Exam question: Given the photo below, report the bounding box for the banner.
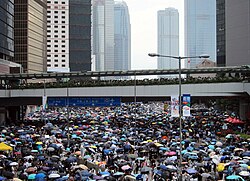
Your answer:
[42,95,47,110]
[171,95,179,117]
[182,94,191,117]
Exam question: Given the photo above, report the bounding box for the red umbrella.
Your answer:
[231,118,244,124]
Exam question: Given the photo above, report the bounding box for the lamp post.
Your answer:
[148,53,209,180]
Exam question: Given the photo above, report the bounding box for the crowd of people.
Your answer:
[0,103,249,181]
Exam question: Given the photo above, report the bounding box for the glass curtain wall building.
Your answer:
[184,0,216,68]
[216,0,225,67]
[14,0,47,73]
[69,0,91,72]
[114,1,131,72]
[92,0,115,71]
[0,0,14,61]
[157,8,179,75]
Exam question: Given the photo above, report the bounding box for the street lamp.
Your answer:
[148,53,209,180]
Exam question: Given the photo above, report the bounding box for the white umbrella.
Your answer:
[9,162,18,166]
[239,171,250,177]
[49,173,61,178]
[47,147,55,152]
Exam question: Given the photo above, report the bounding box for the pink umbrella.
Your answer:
[165,151,176,156]
[121,165,131,171]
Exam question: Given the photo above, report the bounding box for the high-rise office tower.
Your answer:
[114,1,131,72]
[157,8,179,71]
[0,0,14,61]
[0,0,17,74]
[47,0,91,73]
[47,0,69,72]
[185,0,216,68]
[69,0,91,72]
[216,0,250,66]
[92,0,115,71]
[14,0,47,73]
[216,0,225,67]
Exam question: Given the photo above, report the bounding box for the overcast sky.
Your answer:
[123,0,184,70]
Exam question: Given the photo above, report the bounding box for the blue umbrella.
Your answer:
[208,145,215,150]
[80,170,92,177]
[99,171,110,176]
[28,174,36,180]
[154,170,163,176]
[160,165,167,170]
[35,173,46,179]
[242,151,250,157]
[226,175,245,181]
[0,176,6,181]
[186,168,197,174]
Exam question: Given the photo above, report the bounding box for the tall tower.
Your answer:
[216,0,225,67]
[157,8,179,72]
[185,0,216,68]
[224,0,250,66]
[69,0,91,72]
[114,1,131,72]
[14,0,47,73]
[0,0,14,61]
[47,0,70,72]
[92,0,115,71]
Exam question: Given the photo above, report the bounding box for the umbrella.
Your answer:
[47,147,55,152]
[226,175,244,180]
[113,172,125,176]
[35,173,46,179]
[26,167,36,173]
[141,166,152,173]
[186,168,197,174]
[160,165,167,170]
[65,156,77,163]
[0,177,6,181]
[242,152,250,157]
[99,171,110,177]
[166,165,177,171]
[77,164,88,170]
[201,173,212,178]
[48,173,61,179]
[239,171,250,177]
[216,141,223,147]
[9,162,18,166]
[28,174,36,180]
[121,165,131,171]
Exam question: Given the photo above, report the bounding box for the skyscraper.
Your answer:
[223,0,250,66]
[185,0,216,68]
[92,0,115,71]
[157,8,179,71]
[47,0,69,72]
[69,0,91,72]
[0,0,14,61]
[14,0,47,73]
[47,0,91,73]
[216,0,225,67]
[114,1,131,72]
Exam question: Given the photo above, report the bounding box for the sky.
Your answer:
[123,0,184,70]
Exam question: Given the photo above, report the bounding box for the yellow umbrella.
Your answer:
[36,142,43,145]
[154,143,163,147]
[90,145,97,149]
[147,140,153,143]
[217,163,225,172]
